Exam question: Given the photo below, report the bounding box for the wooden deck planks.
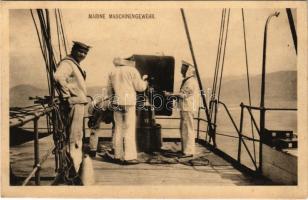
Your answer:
[91,143,258,186]
[92,165,238,185]
[11,135,273,186]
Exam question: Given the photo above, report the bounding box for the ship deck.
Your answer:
[91,142,271,185]
[10,134,273,186]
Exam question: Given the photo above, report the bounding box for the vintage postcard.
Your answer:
[1,0,307,198]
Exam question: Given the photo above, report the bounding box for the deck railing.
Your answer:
[10,101,297,185]
[201,100,297,174]
[10,105,55,186]
[239,103,297,172]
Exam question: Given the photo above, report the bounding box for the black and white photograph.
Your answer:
[1,1,307,198]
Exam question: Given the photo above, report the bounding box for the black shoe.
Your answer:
[89,151,97,158]
[98,153,123,165]
[72,176,83,186]
[108,149,115,154]
[114,158,124,165]
[123,159,139,165]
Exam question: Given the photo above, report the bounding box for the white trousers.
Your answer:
[113,106,137,160]
[68,104,85,172]
[180,111,195,155]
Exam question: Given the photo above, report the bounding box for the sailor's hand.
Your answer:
[67,97,74,105]
[142,75,148,81]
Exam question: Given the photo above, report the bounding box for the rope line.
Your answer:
[30,9,51,96]
[58,9,68,55]
[212,8,226,101]
[28,9,76,185]
[241,9,257,162]
[55,9,62,60]
[217,9,231,102]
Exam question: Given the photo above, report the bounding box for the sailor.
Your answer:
[54,41,91,181]
[107,56,148,164]
[164,60,200,157]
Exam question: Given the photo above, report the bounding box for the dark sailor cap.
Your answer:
[72,41,91,52]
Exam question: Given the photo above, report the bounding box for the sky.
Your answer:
[9,8,297,89]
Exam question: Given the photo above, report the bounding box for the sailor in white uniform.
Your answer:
[164,61,200,157]
[54,41,90,177]
[107,56,148,164]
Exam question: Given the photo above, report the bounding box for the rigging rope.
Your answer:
[208,9,258,166]
[209,8,227,140]
[30,9,76,185]
[211,8,226,103]
[46,9,56,98]
[39,10,56,97]
[205,8,230,145]
[208,8,227,143]
[241,9,256,162]
[30,9,51,96]
[55,9,63,60]
[217,9,230,103]
[58,9,68,55]
[38,9,64,97]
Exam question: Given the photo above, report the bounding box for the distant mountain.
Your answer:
[10,71,297,108]
[10,84,48,107]
[218,70,297,106]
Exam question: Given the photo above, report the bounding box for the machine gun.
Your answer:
[86,55,175,154]
[134,55,175,153]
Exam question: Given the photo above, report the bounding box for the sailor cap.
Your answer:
[72,41,91,52]
[113,56,135,66]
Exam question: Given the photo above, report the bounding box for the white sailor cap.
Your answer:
[113,55,135,66]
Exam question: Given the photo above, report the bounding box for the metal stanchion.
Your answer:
[34,118,40,185]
